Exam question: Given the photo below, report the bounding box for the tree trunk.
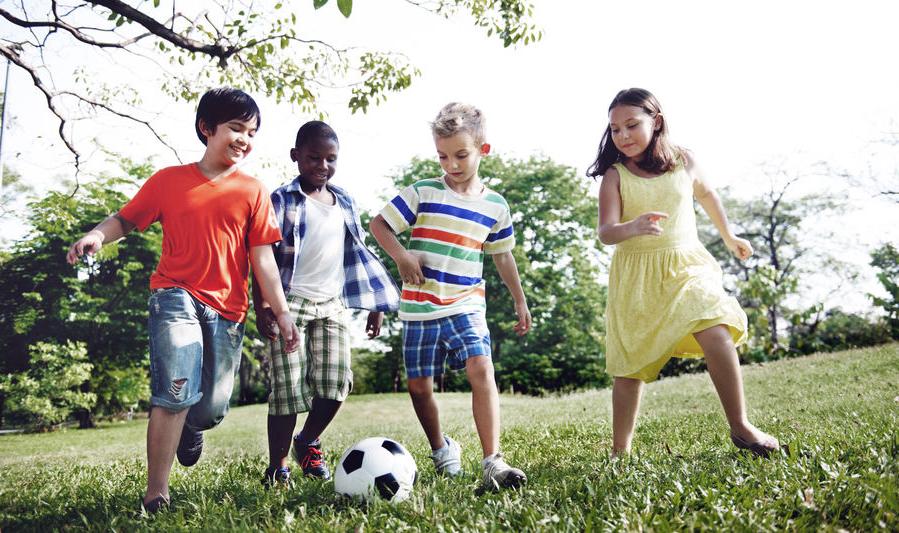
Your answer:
[238,353,251,405]
[76,409,95,429]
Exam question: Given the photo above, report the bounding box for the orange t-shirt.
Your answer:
[118,163,282,322]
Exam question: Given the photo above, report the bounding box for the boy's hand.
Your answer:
[513,300,532,336]
[365,311,384,338]
[725,235,753,261]
[66,231,104,265]
[256,307,279,340]
[398,251,426,285]
[274,311,301,353]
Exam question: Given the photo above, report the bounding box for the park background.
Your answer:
[0,2,897,530]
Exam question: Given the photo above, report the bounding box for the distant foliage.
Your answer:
[0,160,159,427]
[869,243,899,339]
[0,341,95,430]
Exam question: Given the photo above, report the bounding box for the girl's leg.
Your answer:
[612,376,643,456]
[465,355,500,458]
[694,325,776,444]
[407,376,445,450]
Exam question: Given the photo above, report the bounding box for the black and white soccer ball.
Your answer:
[334,437,418,503]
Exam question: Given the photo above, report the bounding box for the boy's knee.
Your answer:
[407,377,434,398]
[465,355,494,380]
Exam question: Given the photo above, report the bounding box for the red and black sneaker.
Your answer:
[291,437,331,480]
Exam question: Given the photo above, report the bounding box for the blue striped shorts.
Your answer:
[402,312,491,378]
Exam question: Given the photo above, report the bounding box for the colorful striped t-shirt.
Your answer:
[379,177,515,321]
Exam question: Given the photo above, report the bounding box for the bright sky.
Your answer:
[4,0,899,312]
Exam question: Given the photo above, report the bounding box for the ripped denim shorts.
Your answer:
[147,287,244,431]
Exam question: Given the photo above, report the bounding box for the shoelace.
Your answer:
[301,446,324,469]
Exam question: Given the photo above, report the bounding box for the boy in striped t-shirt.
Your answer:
[370,103,532,491]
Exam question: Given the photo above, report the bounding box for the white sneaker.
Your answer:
[430,434,463,477]
[481,452,526,491]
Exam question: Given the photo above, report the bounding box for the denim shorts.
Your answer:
[402,312,491,378]
[148,287,244,431]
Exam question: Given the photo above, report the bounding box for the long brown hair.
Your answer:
[586,88,683,178]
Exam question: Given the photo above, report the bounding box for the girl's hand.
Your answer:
[365,311,383,338]
[725,235,753,261]
[398,251,426,285]
[630,211,669,237]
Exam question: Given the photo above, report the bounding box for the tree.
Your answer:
[699,173,847,359]
[361,155,608,395]
[0,158,160,427]
[870,242,899,339]
[1,1,540,182]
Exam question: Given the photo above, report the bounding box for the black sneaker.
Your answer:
[261,465,292,488]
[176,426,203,467]
[291,437,331,480]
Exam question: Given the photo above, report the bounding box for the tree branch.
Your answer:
[0,42,82,192]
[57,91,182,164]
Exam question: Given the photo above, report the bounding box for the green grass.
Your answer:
[1,344,897,531]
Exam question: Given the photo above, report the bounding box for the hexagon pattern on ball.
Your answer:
[334,437,418,503]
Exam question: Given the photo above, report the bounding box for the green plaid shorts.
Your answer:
[268,294,352,415]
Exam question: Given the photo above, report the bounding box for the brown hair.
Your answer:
[431,102,486,144]
[586,88,683,178]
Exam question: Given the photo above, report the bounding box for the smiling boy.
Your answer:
[66,87,300,512]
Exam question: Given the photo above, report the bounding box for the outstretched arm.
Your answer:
[491,251,531,336]
[597,167,668,245]
[369,214,425,285]
[249,245,300,352]
[66,213,136,264]
[686,153,753,261]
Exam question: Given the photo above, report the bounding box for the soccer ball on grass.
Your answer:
[334,437,418,503]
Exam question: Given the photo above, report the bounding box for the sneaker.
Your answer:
[430,434,463,477]
[261,465,292,488]
[481,452,526,491]
[291,437,331,480]
[176,426,203,467]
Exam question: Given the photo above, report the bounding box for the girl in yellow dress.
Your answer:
[588,88,779,458]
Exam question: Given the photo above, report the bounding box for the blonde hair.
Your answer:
[431,102,486,144]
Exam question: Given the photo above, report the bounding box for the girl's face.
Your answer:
[291,137,339,189]
[608,105,659,160]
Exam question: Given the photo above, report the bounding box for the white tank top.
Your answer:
[289,191,346,301]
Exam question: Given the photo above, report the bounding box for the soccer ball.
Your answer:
[334,437,418,503]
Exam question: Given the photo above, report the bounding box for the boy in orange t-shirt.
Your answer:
[66,88,301,513]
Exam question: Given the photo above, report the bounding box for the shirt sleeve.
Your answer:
[378,184,419,235]
[117,170,163,231]
[483,202,515,255]
[247,183,283,247]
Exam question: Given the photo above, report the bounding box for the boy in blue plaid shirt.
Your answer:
[253,121,399,486]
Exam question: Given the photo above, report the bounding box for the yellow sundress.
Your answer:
[605,162,747,382]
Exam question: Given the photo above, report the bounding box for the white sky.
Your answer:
[3,0,899,312]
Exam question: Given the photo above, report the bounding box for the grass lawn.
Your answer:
[1,344,897,531]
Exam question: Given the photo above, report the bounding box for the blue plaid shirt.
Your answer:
[270,178,399,312]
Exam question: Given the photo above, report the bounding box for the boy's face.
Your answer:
[290,136,339,189]
[434,132,490,186]
[200,116,258,167]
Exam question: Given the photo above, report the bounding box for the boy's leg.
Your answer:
[267,414,298,469]
[291,298,352,479]
[612,377,643,455]
[144,407,188,504]
[465,355,499,457]
[407,376,444,450]
[144,288,206,505]
[694,325,778,452]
